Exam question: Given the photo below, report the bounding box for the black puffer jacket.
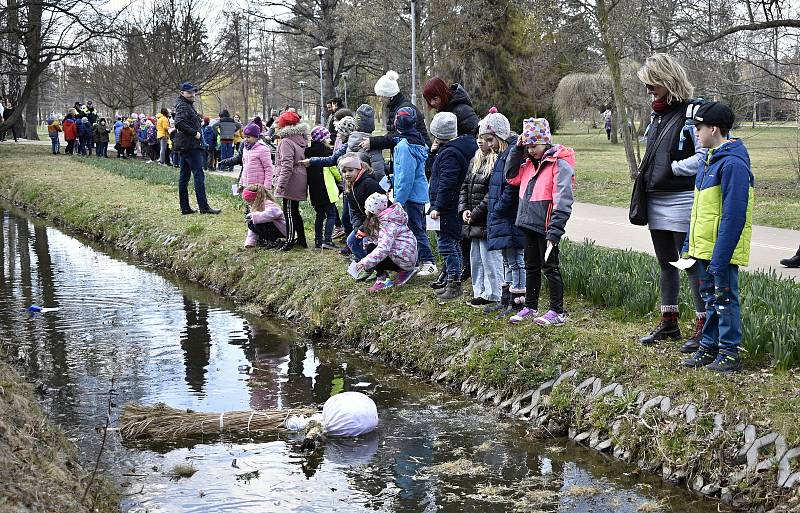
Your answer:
[173,95,201,152]
[345,172,387,230]
[368,92,432,151]
[641,101,696,193]
[458,156,492,239]
[441,84,479,137]
[305,140,334,209]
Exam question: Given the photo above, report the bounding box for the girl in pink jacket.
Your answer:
[238,122,274,192]
[356,193,419,292]
[242,185,287,249]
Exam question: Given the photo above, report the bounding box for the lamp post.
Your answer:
[410,0,417,105]
[298,80,306,120]
[341,71,349,108]
[313,45,328,124]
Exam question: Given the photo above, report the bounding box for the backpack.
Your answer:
[678,97,705,151]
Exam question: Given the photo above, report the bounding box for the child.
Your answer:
[145,119,158,162]
[347,104,386,180]
[93,118,111,158]
[459,126,503,308]
[388,107,436,276]
[157,108,170,165]
[62,114,77,155]
[233,113,243,154]
[113,116,123,155]
[428,112,478,301]
[119,121,136,159]
[356,192,419,292]
[238,122,274,191]
[340,153,386,276]
[506,118,575,326]
[306,126,340,249]
[47,118,61,154]
[138,115,148,159]
[243,185,287,249]
[78,117,93,156]
[681,102,752,373]
[273,111,310,251]
[201,117,217,170]
[482,108,526,314]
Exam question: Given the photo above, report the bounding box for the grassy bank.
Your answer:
[556,125,800,230]
[0,348,118,513]
[1,144,799,507]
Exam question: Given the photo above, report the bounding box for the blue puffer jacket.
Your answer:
[486,135,524,251]
[202,125,216,149]
[78,119,93,138]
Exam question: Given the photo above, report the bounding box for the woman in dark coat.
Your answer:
[422,77,480,137]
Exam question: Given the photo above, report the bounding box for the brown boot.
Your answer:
[680,315,706,353]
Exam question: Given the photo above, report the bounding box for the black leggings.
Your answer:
[247,220,282,243]
[282,198,307,247]
[523,229,564,313]
[650,229,704,311]
[373,257,401,276]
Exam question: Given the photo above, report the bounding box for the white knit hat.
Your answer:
[478,107,511,140]
[365,192,388,215]
[374,70,400,98]
[430,112,458,140]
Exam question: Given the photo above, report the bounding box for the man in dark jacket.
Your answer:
[174,82,220,215]
[0,103,19,142]
[325,97,342,136]
[85,100,98,124]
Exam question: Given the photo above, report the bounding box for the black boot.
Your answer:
[780,246,800,268]
[484,285,510,314]
[680,315,706,353]
[430,271,447,290]
[437,280,463,301]
[640,312,680,345]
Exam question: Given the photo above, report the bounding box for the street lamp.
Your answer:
[313,45,328,124]
[298,80,306,120]
[410,0,417,105]
[341,71,349,108]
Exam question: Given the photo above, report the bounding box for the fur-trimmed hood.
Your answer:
[276,123,309,139]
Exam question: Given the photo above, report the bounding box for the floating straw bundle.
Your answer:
[119,402,319,442]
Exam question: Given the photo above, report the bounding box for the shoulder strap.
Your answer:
[638,111,684,173]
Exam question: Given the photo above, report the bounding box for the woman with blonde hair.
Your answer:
[635,53,707,352]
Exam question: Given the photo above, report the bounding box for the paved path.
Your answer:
[566,202,799,280]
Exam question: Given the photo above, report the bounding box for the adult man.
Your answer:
[85,100,98,124]
[173,82,220,215]
[0,102,19,142]
[326,97,342,136]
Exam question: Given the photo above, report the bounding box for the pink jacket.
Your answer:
[274,124,309,201]
[240,141,273,189]
[248,200,287,237]
[359,203,418,271]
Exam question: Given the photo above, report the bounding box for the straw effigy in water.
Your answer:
[119,402,319,442]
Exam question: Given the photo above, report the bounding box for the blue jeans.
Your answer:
[49,135,60,154]
[159,137,168,164]
[404,201,434,264]
[77,137,87,155]
[437,233,462,280]
[697,260,741,355]
[502,247,526,291]
[178,148,211,212]
[347,230,368,260]
[220,142,233,167]
[471,239,504,300]
[314,202,338,244]
[96,142,108,157]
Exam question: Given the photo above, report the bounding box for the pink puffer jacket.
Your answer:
[240,140,273,189]
[359,203,418,271]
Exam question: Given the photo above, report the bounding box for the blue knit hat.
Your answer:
[394,107,417,133]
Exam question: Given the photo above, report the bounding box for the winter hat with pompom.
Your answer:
[478,107,511,141]
[374,70,400,98]
[277,110,301,128]
[311,125,331,142]
[365,192,389,215]
[243,122,261,138]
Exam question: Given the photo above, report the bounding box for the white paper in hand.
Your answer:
[231,183,239,196]
[347,260,361,279]
[426,215,440,231]
[379,175,390,191]
[669,258,696,270]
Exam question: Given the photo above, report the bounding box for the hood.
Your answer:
[378,202,408,225]
[707,138,750,168]
[398,137,428,163]
[347,131,369,151]
[276,122,309,139]
[64,118,75,125]
[445,84,473,109]
[443,134,479,161]
[156,113,165,120]
[114,120,123,128]
[532,144,576,168]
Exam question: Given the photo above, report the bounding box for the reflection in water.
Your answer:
[0,203,722,513]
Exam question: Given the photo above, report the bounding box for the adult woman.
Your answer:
[635,53,706,351]
[422,77,480,137]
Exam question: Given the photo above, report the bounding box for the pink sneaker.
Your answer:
[394,268,418,286]
[509,307,538,324]
[368,279,394,292]
[534,310,567,326]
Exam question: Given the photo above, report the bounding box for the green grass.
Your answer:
[1,144,800,450]
[555,124,800,230]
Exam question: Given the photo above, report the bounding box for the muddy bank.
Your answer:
[0,146,799,510]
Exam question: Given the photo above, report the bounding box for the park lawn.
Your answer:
[555,125,800,230]
[1,143,799,450]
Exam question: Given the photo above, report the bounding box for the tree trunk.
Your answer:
[610,108,618,144]
[24,81,39,140]
[596,0,638,178]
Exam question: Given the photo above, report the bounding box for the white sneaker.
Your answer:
[417,262,438,276]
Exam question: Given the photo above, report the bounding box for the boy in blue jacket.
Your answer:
[428,112,478,301]
[681,102,753,373]
[391,107,436,276]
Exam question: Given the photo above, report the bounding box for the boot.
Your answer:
[680,315,706,353]
[437,281,463,301]
[484,285,510,314]
[640,311,680,345]
[780,246,800,268]
[430,271,447,290]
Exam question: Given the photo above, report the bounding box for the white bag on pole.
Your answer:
[322,392,378,437]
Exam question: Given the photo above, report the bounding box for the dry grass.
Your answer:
[564,484,601,497]
[168,464,197,480]
[636,499,666,512]
[427,458,489,477]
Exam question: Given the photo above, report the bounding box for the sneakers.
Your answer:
[706,352,742,373]
[321,241,339,250]
[467,297,495,308]
[682,348,718,368]
[339,246,352,256]
[534,310,567,326]
[368,278,394,292]
[394,268,418,286]
[680,315,706,353]
[429,271,447,290]
[417,262,438,277]
[509,307,539,324]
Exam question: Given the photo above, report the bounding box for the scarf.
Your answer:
[244,140,256,151]
[652,96,669,113]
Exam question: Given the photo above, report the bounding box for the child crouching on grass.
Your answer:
[505,118,575,326]
[242,185,286,249]
[355,193,419,292]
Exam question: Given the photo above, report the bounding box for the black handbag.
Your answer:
[629,170,648,225]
